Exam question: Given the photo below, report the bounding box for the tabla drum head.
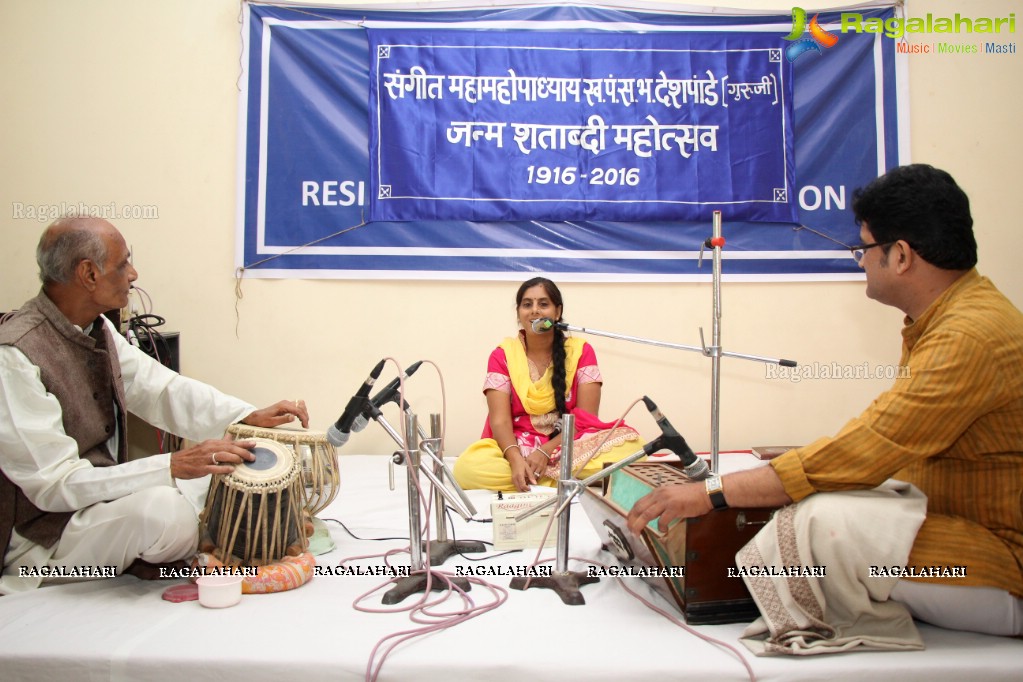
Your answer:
[223,426,339,512]
[204,437,305,564]
[222,438,300,490]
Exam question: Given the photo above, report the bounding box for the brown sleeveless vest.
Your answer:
[0,292,126,559]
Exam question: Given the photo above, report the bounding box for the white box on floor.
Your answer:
[491,490,559,550]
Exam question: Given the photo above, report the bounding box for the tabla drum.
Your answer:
[200,437,308,566]
[226,424,340,514]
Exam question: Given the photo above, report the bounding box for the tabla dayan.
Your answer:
[200,437,307,566]
[226,424,340,514]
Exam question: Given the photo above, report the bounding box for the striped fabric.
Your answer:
[772,270,1023,596]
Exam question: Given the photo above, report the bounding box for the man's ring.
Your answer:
[211,452,219,465]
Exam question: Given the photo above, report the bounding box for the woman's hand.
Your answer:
[508,454,532,492]
[508,447,547,492]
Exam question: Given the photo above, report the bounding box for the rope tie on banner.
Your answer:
[791,224,855,249]
[232,1,373,333]
[233,215,368,337]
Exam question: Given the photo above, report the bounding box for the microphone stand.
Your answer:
[707,211,724,470]
[554,211,797,472]
[371,410,475,604]
[425,413,487,566]
[510,414,599,604]
[511,413,654,605]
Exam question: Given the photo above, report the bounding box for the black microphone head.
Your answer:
[531,318,554,333]
[369,360,425,411]
[330,358,388,441]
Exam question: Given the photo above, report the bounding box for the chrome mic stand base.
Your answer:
[509,571,598,606]
[381,572,473,605]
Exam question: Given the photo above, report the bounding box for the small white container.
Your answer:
[196,575,243,608]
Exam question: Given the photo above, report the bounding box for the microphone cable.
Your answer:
[328,358,509,682]
[513,399,756,682]
[123,286,180,452]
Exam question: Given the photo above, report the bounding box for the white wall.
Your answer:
[2,0,1020,459]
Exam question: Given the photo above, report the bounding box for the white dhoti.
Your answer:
[1,484,203,593]
[736,479,928,655]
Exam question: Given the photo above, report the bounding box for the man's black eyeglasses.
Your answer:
[849,241,896,263]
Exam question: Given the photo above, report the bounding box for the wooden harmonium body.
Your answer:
[580,461,776,625]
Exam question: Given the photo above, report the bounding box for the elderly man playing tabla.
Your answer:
[0,216,308,594]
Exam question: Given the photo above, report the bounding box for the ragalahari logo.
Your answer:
[783,7,839,61]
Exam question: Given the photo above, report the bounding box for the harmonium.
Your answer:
[580,461,777,625]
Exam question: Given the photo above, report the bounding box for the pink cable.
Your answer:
[507,395,757,682]
[343,369,755,682]
[337,358,509,682]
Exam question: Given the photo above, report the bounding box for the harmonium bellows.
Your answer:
[580,461,776,625]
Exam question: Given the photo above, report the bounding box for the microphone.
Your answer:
[366,360,423,413]
[343,360,425,436]
[531,317,557,333]
[327,359,386,447]
[641,396,710,480]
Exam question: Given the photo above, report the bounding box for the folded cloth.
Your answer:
[737,479,927,655]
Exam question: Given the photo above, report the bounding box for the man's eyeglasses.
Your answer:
[849,241,896,263]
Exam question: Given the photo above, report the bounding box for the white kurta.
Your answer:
[0,317,254,593]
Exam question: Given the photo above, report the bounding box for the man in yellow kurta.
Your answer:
[628,164,1022,636]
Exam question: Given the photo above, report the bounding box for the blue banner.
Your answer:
[367,30,795,223]
[237,2,903,281]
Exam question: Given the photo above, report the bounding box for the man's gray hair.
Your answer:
[37,218,108,285]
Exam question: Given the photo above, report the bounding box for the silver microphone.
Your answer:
[531,317,555,333]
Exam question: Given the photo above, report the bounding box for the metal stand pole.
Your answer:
[514,446,648,523]
[510,414,598,604]
[709,210,723,472]
[554,414,574,576]
[405,403,479,517]
[425,413,486,565]
[382,411,471,604]
[379,413,474,520]
[406,412,424,572]
[556,212,797,475]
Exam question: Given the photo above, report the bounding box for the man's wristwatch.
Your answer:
[705,475,728,510]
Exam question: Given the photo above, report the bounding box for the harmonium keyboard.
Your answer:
[580,461,777,625]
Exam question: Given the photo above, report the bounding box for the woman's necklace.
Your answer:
[525,350,552,376]
[523,337,553,375]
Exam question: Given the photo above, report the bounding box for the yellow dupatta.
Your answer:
[499,335,585,416]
